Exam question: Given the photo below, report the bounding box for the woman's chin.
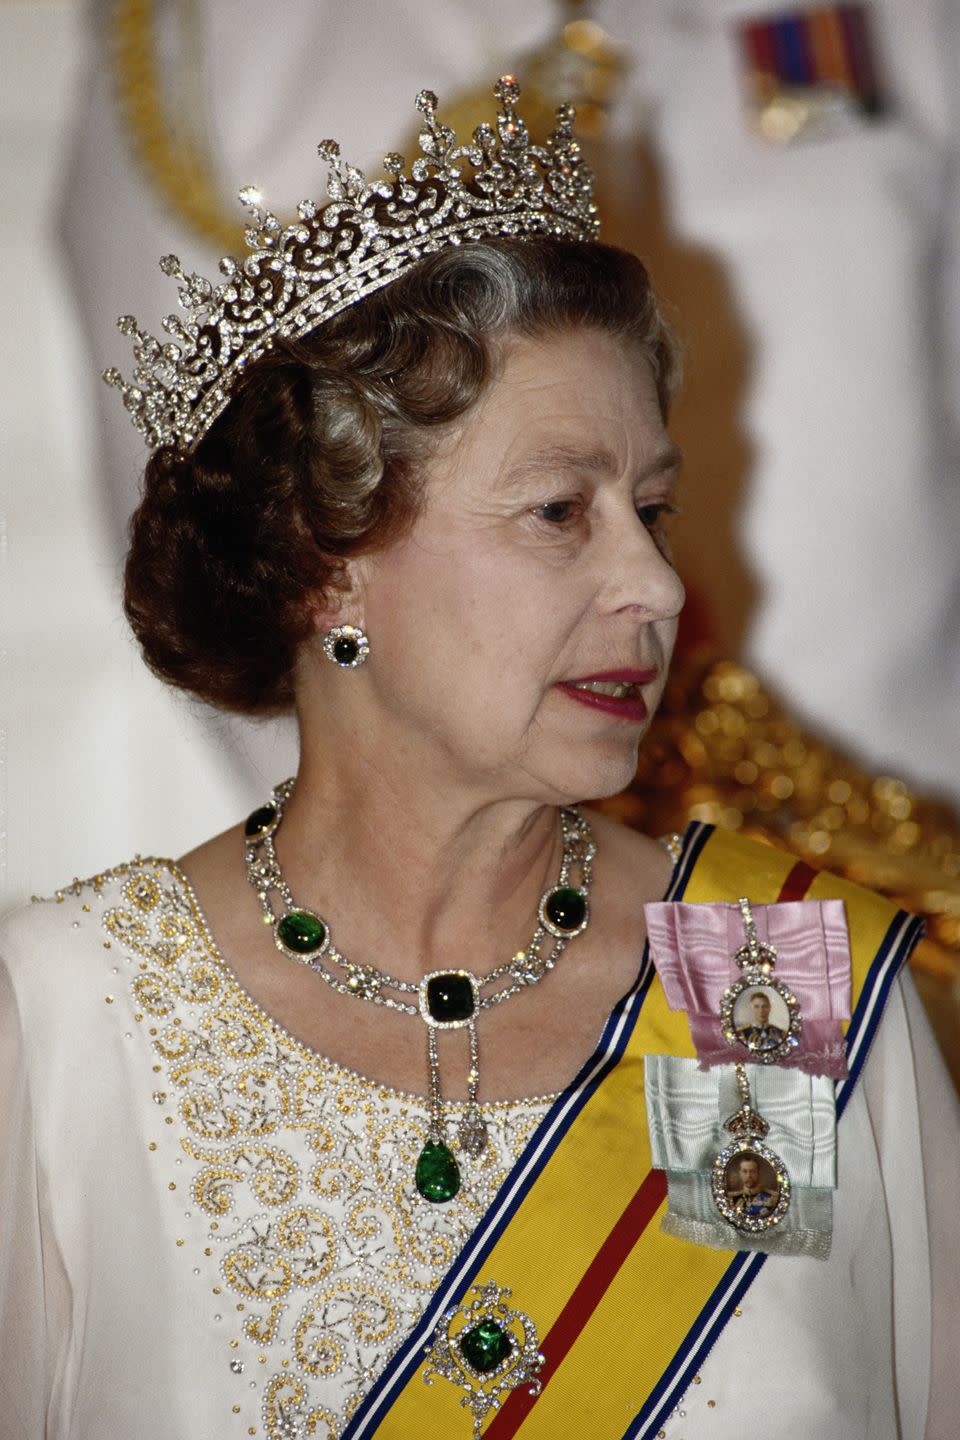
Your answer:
[539,732,647,808]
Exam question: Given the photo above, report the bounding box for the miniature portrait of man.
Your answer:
[724,1154,780,1220]
[734,987,788,1052]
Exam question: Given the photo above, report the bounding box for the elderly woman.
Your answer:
[0,80,956,1440]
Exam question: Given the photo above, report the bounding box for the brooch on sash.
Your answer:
[720,897,801,1064]
[423,1281,544,1437]
[712,1059,791,1234]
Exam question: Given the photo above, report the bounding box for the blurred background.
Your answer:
[2,0,959,1076]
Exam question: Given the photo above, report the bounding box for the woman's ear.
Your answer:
[304,556,367,635]
[301,556,372,673]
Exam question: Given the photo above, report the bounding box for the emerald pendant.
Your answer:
[415,1141,461,1202]
[277,909,328,956]
[459,1317,513,1374]
[423,1281,544,1429]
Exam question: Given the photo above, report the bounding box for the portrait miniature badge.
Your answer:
[720,896,802,1064]
[712,1061,791,1234]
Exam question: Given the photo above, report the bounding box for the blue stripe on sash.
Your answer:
[838,910,924,1114]
[342,822,711,1439]
[775,16,813,86]
[623,1251,761,1440]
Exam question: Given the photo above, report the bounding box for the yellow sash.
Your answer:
[345,824,921,1440]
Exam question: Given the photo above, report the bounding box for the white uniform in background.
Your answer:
[641,0,960,797]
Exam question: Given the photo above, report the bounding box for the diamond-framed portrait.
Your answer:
[712,1140,791,1233]
[721,975,801,1063]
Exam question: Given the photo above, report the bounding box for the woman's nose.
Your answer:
[603,518,686,621]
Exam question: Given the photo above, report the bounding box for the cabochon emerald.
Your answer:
[277,910,327,954]
[544,886,587,933]
[415,1141,461,1202]
[459,1318,512,1374]
[426,972,475,1023]
[244,804,277,839]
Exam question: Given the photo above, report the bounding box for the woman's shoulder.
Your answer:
[580,805,677,899]
[0,856,183,998]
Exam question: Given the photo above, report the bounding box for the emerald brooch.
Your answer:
[423,1280,545,1436]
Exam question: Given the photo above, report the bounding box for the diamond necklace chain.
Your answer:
[242,778,595,1198]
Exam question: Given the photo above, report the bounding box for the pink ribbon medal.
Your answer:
[644,896,852,1079]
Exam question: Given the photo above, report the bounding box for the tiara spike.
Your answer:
[106,77,598,454]
[493,73,521,106]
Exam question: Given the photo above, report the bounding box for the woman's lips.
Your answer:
[555,669,657,723]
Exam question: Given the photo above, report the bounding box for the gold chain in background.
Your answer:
[110,0,243,252]
[600,653,960,1089]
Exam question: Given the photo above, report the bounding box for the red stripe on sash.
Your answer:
[486,854,816,1435]
[485,1169,668,1438]
[776,860,818,902]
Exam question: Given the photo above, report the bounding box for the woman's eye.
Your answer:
[534,500,579,525]
[636,501,678,529]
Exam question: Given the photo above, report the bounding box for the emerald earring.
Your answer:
[322,624,370,668]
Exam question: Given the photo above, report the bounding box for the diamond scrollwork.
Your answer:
[422,1280,545,1436]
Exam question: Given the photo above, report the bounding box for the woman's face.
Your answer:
[344,327,685,806]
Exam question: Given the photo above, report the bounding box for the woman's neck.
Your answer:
[273,748,566,983]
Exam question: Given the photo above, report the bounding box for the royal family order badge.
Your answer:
[644,891,852,1252]
[720,897,803,1064]
[713,900,794,1232]
[712,1062,792,1234]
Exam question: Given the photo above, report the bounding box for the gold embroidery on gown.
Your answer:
[89,859,550,1438]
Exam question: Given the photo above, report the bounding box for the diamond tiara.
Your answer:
[104,76,598,455]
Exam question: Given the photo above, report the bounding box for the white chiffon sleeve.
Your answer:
[862,969,960,1440]
[904,977,960,1440]
[0,942,49,1439]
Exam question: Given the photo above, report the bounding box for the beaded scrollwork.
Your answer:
[99,859,549,1438]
